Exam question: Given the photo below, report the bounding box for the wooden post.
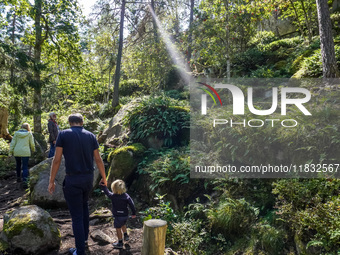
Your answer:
[141,219,167,255]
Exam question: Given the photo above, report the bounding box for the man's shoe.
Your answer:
[124,234,129,241]
[112,242,123,249]
[68,248,77,255]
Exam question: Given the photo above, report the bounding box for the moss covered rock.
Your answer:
[0,205,60,254]
[29,157,101,208]
[107,143,145,185]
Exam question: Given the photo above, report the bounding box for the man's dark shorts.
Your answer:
[114,216,128,228]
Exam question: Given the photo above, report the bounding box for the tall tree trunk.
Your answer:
[10,10,16,87]
[112,0,125,108]
[187,0,194,63]
[316,0,340,78]
[223,0,231,80]
[0,107,12,141]
[151,0,158,43]
[33,0,42,133]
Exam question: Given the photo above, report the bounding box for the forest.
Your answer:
[0,0,340,254]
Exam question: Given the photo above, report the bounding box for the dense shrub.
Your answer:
[254,224,286,254]
[208,198,259,241]
[233,48,270,73]
[0,139,9,155]
[140,194,177,226]
[262,37,304,52]
[294,45,340,77]
[138,147,190,191]
[273,179,340,253]
[248,31,278,47]
[137,147,198,208]
[250,65,282,78]
[123,94,189,146]
[119,79,144,96]
[168,220,206,255]
[142,195,207,254]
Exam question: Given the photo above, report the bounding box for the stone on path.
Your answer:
[0,205,60,254]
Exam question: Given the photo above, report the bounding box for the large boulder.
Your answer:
[97,98,141,146]
[106,143,145,185]
[29,157,101,208]
[0,205,60,254]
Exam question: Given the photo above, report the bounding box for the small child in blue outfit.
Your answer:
[101,179,136,249]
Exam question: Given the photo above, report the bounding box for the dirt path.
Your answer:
[0,173,144,255]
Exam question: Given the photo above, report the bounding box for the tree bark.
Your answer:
[0,107,12,141]
[187,0,194,63]
[10,9,16,87]
[223,0,231,80]
[151,0,158,43]
[316,0,340,78]
[33,0,43,133]
[112,0,125,108]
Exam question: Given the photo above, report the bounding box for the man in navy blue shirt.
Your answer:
[48,113,107,255]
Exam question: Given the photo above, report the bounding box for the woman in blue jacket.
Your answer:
[9,123,35,186]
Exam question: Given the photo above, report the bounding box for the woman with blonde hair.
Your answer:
[9,123,35,187]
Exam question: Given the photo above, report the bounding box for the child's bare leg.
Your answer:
[122,225,127,234]
[116,228,123,240]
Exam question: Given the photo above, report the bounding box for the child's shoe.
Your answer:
[124,233,129,241]
[113,241,123,249]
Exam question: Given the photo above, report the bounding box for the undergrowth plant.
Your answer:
[123,94,189,147]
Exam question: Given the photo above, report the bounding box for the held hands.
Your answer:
[131,215,136,219]
[99,178,107,187]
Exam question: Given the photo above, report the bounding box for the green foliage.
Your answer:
[0,138,9,155]
[211,179,276,215]
[248,31,278,47]
[293,45,340,78]
[119,79,145,96]
[273,179,340,253]
[254,224,286,254]
[168,219,206,255]
[164,89,189,100]
[140,194,177,226]
[0,155,15,179]
[123,94,189,147]
[233,48,270,73]
[138,147,190,192]
[250,66,282,78]
[98,102,121,118]
[262,37,304,52]
[208,198,259,241]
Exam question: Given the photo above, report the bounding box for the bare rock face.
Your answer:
[90,229,113,244]
[0,205,60,254]
[97,98,141,146]
[29,157,101,208]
